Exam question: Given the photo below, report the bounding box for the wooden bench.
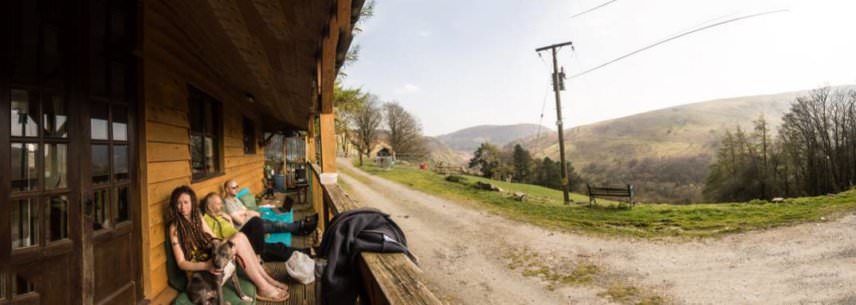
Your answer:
[586,184,635,208]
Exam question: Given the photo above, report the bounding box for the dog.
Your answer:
[187,240,252,305]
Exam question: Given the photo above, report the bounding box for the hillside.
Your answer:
[437,123,552,153]
[423,136,470,165]
[525,89,813,203]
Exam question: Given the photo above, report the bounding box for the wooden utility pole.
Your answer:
[536,41,573,204]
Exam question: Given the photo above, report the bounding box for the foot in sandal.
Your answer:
[257,289,289,302]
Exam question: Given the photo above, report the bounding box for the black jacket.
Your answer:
[319,208,412,305]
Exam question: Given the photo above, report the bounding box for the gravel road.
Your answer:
[338,159,856,305]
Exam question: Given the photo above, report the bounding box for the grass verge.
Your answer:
[349,162,856,239]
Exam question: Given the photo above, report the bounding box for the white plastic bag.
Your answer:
[285,251,315,285]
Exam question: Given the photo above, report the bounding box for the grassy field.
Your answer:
[345,162,856,238]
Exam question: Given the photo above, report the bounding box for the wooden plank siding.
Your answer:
[139,1,267,299]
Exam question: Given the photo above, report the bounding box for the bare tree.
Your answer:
[353,96,383,166]
[383,102,427,161]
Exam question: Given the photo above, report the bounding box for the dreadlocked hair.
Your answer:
[168,186,213,261]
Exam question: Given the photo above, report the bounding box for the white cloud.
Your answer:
[418,30,432,37]
[395,83,421,94]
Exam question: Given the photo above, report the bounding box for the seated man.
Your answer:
[222,179,317,235]
[201,192,305,262]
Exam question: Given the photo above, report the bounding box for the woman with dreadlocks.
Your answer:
[168,185,289,302]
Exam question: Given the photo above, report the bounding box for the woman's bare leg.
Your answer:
[230,233,288,298]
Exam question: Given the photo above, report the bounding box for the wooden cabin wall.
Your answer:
[138,1,265,299]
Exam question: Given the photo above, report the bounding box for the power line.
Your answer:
[571,0,618,19]
[568,9,789,80]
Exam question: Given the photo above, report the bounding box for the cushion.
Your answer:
[171,274,257,305]
[259,207,293,247]
[238,189,259,211]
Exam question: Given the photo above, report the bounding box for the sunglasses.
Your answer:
[229,185,239,189]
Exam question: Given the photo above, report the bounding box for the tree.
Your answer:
[334,82,368,157]
[353,96,383,166]
[534,157,562,190]
[511,144,534,183]
[468,143,503,179]
[384,102,427,161]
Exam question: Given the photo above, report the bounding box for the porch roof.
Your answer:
[170,0,363,131]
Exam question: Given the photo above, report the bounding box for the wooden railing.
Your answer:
[309,163,443,305]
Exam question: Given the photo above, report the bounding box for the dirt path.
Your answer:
[337,159,856,305]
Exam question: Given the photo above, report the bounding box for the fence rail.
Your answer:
[309,163,443,305]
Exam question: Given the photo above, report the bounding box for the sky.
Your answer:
[340,0,856,136]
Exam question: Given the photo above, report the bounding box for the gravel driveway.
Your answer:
[338,159,856,305]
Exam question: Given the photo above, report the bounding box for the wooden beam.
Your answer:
[337,0,353,34]
[320,113,337,173]
[320,14,339,114]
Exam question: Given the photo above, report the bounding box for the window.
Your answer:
[9,88,71,247]
[243,117,255,154]
[188,86,221,181]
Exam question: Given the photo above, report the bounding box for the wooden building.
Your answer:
[1,0,383,304]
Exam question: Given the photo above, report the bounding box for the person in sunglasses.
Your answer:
[222,179,317,235]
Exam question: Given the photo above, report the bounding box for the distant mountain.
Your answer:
[423,136,470,166]
[437,124,553,153]
[522,88,834,203]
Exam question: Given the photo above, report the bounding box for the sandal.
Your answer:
[256,290,289,302]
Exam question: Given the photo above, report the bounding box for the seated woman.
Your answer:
[201,192,302,262]
[167,186,289,302]
[222,179,317,235]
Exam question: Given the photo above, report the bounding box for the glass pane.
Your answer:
[203,102,215,134]
[113,145,128,180]
[190,134,203,175]
[92,145,110,184]
[91,102,109,140]
[204,136,215,172]
[189,94,203,133]
[12,199,39,249]
[45,143,67,189]
[11,89,38,137]
[13,272,35,296]
[43,95,68,137]
[112,105,127,141]
[48,196,69,241]
[93,189,111,230]
[11,143,38,192]
[116,187,129,223]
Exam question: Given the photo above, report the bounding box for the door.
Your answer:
[1,1,140,305]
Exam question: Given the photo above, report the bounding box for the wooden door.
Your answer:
[1,1,140,305]
[82,0,140,304]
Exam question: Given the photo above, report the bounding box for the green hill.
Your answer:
[526,89,811,203]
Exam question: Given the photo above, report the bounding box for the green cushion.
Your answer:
[164,224,188,291]
[239,192,259,211]
[171,275,257,305]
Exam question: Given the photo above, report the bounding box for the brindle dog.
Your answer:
[187,240,251,305]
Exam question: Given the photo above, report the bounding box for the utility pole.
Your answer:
[536,41,573,204]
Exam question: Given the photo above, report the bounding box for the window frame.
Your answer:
[188,86,223,182]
